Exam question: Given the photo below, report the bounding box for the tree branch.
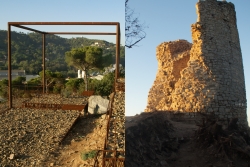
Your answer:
[125,0,147,48]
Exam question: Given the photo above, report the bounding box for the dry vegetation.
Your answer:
[126,111,250,167]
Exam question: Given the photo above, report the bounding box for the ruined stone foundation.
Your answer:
[145,0,248,126]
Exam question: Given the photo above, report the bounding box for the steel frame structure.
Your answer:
[7,22,121,108]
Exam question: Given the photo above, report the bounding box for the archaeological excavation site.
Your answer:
[126,0,250,166]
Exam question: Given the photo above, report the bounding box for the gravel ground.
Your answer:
[109,91,125,150]
[0,94,88,111]
[0,91,124,166]
[0,108,79,167]
[105,91,125,159]
[26,94,88,105]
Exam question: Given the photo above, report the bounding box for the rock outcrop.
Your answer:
[145,0,248,126]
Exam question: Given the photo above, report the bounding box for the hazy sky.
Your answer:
[0,0,125,45]
[126,0,250,126]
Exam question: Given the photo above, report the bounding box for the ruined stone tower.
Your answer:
[145,0,248,126]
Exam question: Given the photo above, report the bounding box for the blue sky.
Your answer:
[0,0,125,45]
[126,0,250,126]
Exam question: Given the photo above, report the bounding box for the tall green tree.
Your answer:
[65,46,103,90]
[39,70,65,93]
[102,53,114,67]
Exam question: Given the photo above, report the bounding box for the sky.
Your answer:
[125,0,250,126]
[0,0,125,45]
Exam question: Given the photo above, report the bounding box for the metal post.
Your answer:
[8,24,12,108]
[115,23,120,80]
[42,34,46,94]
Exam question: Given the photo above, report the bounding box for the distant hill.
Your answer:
[0,30,125,76]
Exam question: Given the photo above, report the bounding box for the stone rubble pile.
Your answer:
[0,101,8,111]
[0,108,79,167]
[103,78,125,162]
[107,91,125,153]
[1,94,88,110]
[115,78,125,92]
[28,94,88,105]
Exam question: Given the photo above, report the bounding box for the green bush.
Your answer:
[12,76,26,85]
[53,85,62,94]
[27,77,41,86]
[67,70,77,78]
[61,88,72,98]
[89,72,114,96]
[0,79,8,98]
[65,78,84,92]
[77,82,86,96]
[80,150,97,161]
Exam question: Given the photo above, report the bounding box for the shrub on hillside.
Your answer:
[89,72,114,97]
[0,79,8,98]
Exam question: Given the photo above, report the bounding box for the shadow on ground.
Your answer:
[42,114,103,166]
[60,114,102,146]
[125,111,250,167]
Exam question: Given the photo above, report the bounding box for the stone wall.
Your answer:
[145,0,248,126]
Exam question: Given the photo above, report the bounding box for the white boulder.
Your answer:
[88,95,109,114]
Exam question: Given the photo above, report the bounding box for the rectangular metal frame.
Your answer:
[8,22,121,108]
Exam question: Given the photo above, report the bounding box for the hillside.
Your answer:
[0,30,125,76]
[126,112,250,167]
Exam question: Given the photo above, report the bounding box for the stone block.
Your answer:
[88,95,109,114]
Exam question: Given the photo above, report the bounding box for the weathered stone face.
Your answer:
[145,40,192,112]
[145,0,247,126]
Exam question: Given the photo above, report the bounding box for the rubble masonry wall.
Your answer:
[145,0,247,126]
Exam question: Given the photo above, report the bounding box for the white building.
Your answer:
[0,70,26,80]
[104,64,123,74]
[77,70,85,78]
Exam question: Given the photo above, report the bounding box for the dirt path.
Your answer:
[44,114,107,167]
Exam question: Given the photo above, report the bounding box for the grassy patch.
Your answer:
[80,150,97,161]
